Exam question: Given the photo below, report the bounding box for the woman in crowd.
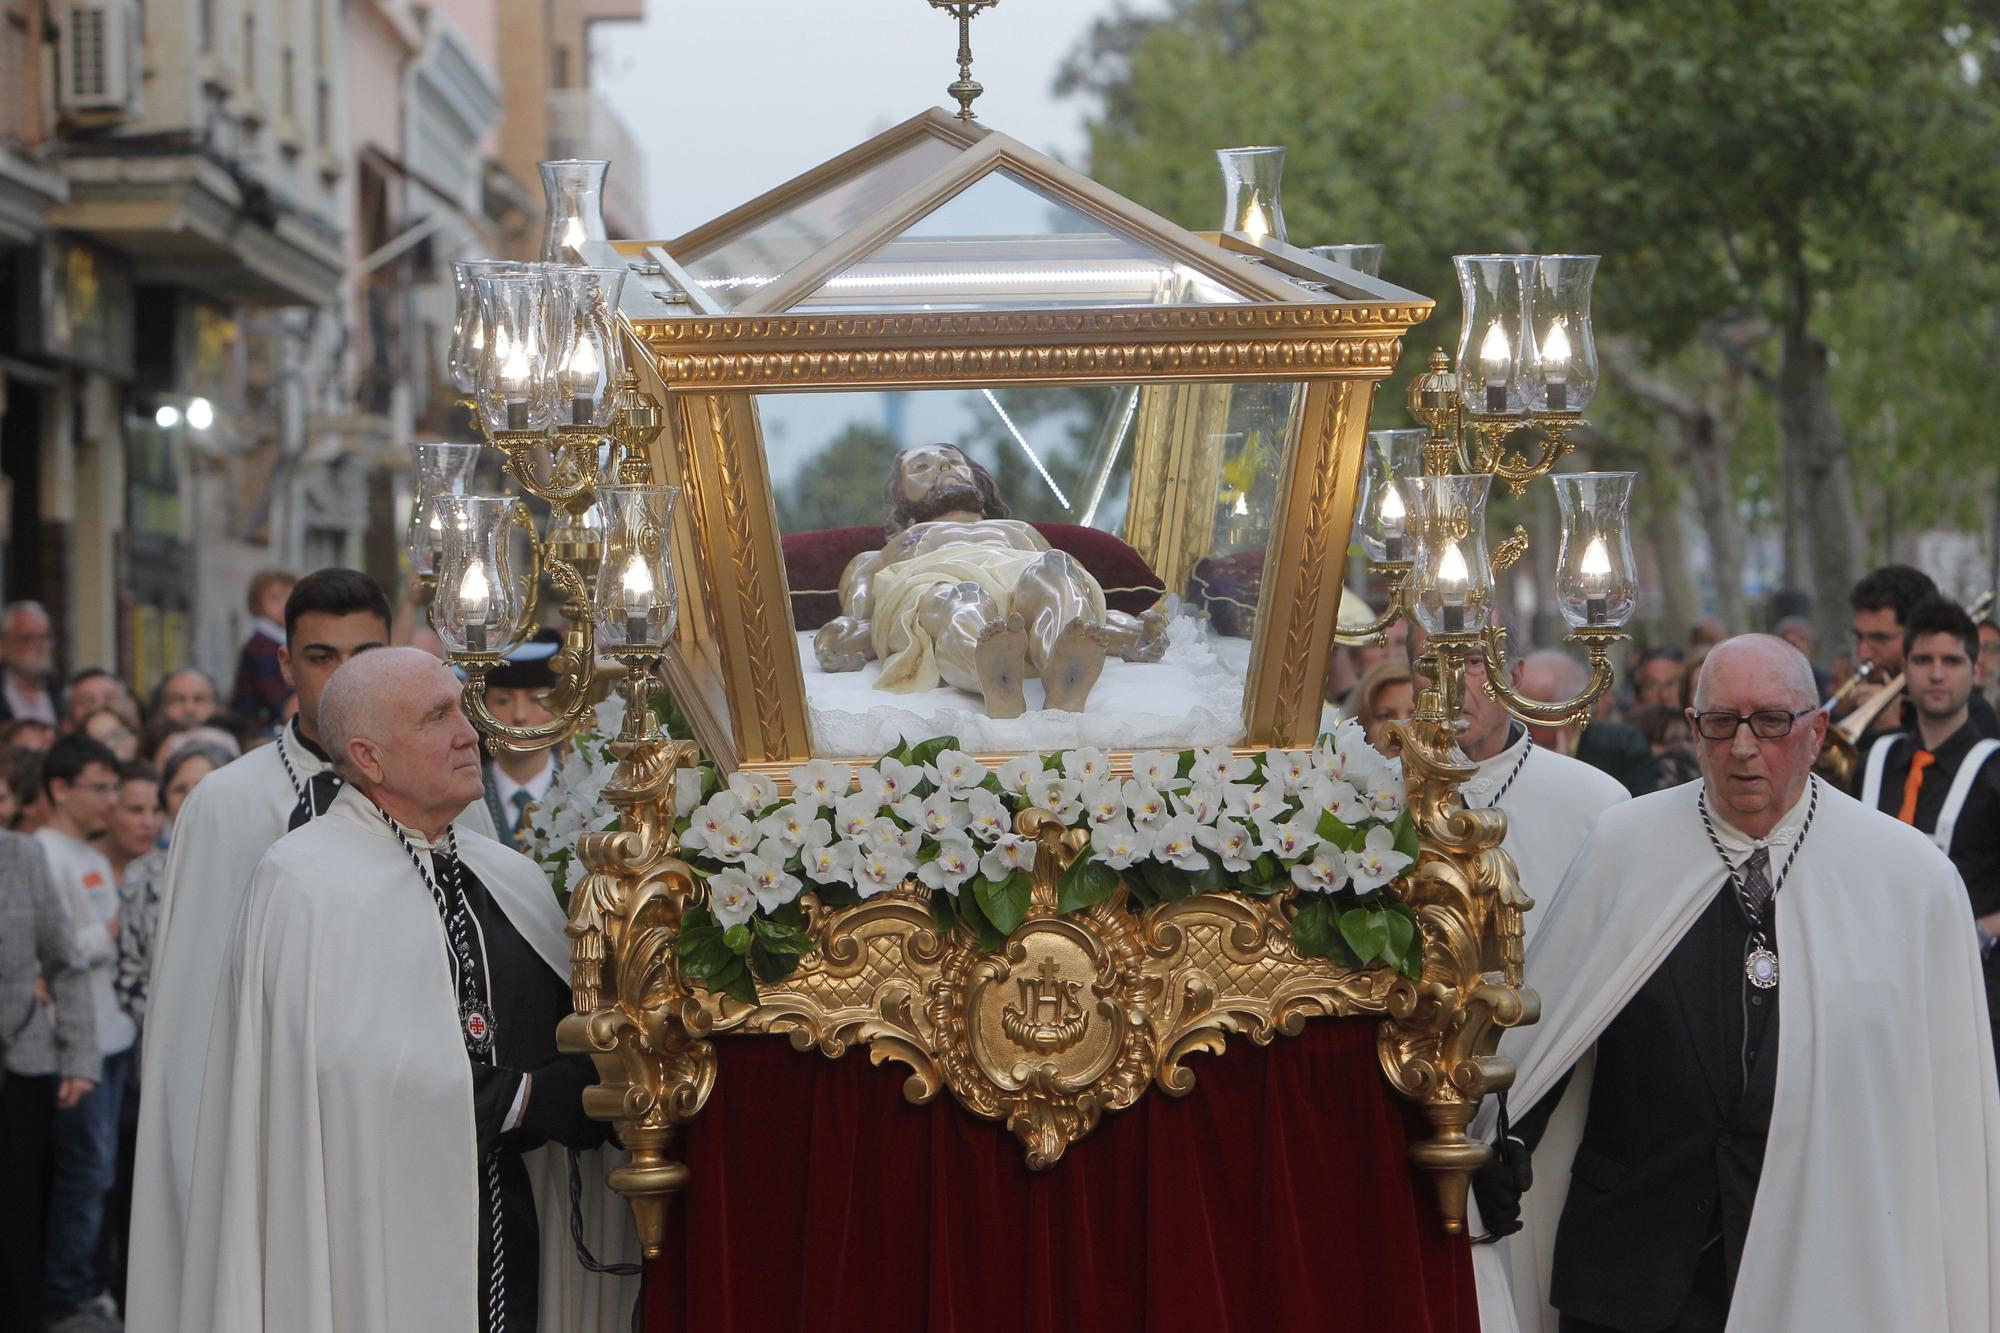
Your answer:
[1351,658,1416,755]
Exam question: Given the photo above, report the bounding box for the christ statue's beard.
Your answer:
[903,480,988,525]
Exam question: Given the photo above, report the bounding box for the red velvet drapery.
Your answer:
[642,1017,1477,1333]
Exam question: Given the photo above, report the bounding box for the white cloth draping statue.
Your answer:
[813,444,1166,718]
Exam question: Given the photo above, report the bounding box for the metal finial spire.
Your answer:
[928,0,1000,120]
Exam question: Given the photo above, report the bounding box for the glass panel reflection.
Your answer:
[789,171,1248,313]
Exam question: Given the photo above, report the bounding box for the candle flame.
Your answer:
[560,213,588,255]
[458,561,492,620]
[1581,534,1611,577]
[1541,320,1572,380]
[1242,195,1270,243]
[621,553,654,607]
[1479,322,1511,378]
[1438,539,1470,590]
[565,334,600,383]
[1379,483,1406,523]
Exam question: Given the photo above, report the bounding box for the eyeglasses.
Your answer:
[1850,628,1901,649]
[1692,707,1816,742]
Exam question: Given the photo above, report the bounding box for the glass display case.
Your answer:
[600,109,1432,774]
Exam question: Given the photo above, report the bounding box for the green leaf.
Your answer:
[1384,905,1416,970]
[930,891,958,934]
[1139,860,1193,902]
[1184,854,1231,894]
[1339,907,1392,966]
[723,923,752,955]
[748,939,803,985]
[1392,811,1421,864]
[751,914,816,956]
[1291,897,1337,958]
[768,900,808,931]
[713,957,759,1007]
[975,870,1033,936]
[885,738,914,764]
[1057,855,1120,914]
[1316,810,1362,851]
[954,885,1006,951]
[908,735,960,768]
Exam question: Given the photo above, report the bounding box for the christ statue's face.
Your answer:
[897,444,984,523]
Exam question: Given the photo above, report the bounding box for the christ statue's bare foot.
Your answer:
[975,612,1030,719]
[1041,619,1112,713]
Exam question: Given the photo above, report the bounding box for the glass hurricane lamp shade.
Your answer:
[594,484,680,652]
[448,260,525,395]
[405,442,482,579]
[1529,255,1599,413]
[1399,473,1494,637]
[433,495,530,656]
[1356,428,1425,564]
[1216,146,1288,244]
[1453,255,1535,417]
[1308,243,1385,278]
[546,266,628,428]
[540,160,611,265]
[1552,471,1638,628]
[474,268,558,434]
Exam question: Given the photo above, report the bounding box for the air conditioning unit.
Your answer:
[57,0,143,119]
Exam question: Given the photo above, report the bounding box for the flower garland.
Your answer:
[671,720,1419,1005]
[518,696,628,905]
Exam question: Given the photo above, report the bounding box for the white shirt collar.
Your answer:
[326,783,463,852]
[1701,774,1819,863]
[1460,725,1530,804]
[250,615,285,644]
[491,756,556,810]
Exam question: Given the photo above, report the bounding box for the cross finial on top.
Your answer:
[927,0,1001,120]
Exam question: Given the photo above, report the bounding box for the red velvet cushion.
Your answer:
[783,523,1166,631]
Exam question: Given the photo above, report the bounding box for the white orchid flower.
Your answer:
[927,749,989,794]
[874,757,927,805]
[1365,772,1406,818]
[853,848,915,897]
[1290,844,1351,893]
[1079,778,1127,826]
[1122,781,1169,827]
[758,802,828,850]
[1194,817,1257,873]
[1194,745,1255,786]
[1151,814,1209,872]
[1256,813,1320,861]
[1090,819,1151,871]
[710,815,760,862]
[673,769,707,818]
[1171,782,1225,825]
[918,838,979,894]
[1129,749,1182,790]
[831,792,882,839]
[788,759,853,810]
[979,832,1039,880]
[801,840,855,885]
[1347,824,1414,892]
[1262,749,1313,793]
[682,791,747,854]
[1305,777,1368,826]
[1226,781,1287,825]
[740,852,803,912]
[996,755,1043,796]
[964,789,1012,843]
[1026,773,1084,822]
[708,867,758,927]
[726,770,779,813]
[1061,746,1112,784]
[894,791,961,839]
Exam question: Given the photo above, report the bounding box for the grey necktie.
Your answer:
[508,788,533,835]
[1737,846,1774,915]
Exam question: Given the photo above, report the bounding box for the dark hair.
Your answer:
[884,444,1011,535]
[67,666,116,691]
[1849,565,1938,624]
[42,733,121,798]
[1626,702,1690,748]
[1903,595,1980,663]
[118,759,159,787]
[283,568,393,644]
[0,719,51,752]
[1632,646,1684,671]
[0,745,36,799]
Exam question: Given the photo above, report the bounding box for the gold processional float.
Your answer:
[412,1,1640,1257]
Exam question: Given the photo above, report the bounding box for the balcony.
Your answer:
[545,89,647,239]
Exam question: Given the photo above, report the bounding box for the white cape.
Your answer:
[1460,735,1627,1333]
[1486,778,2000,1332]
[129,728,497,1333]
[175,785,636,1332]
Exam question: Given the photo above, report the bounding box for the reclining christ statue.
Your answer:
[813,443,1167,718]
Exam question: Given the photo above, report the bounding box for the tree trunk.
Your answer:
[1645,447,1699,648]
[1776,270,1863,631]
[1681,408,1749,633]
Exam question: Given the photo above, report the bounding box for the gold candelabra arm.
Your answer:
[1467,414,1580,496]
[1489,525,1529,579]
[495,433,603,508]
[1475,623,1622,727]
[1331,564,1412,646]
[458,555,597,754]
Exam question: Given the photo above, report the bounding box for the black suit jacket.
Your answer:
[1544,885,1776,1331]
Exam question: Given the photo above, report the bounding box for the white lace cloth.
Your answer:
[800,617,1252,755]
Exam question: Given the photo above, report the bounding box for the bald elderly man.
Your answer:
[175,648,636,1332]
[1476,635,2000,1333]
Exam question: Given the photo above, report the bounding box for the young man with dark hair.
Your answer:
[1844,564,1998,743]
[34,733,133,1326]
[130,570,498,1329]
[1859,596,2000,1067]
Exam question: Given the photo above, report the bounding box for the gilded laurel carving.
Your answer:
[702,395,786,732]
[682,808,1404,1170]
[1273,388,1349,730]
[649,336,1409,390]
[633,304,1434,342]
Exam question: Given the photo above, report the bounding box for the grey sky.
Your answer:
[593,0,1160,239]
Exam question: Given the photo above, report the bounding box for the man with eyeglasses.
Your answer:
[1857,596,2000,1067]
[34,734,134,1328]
[1472,634,2000,1333]
[0,601,61,727]
[1843,565,1998,749]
